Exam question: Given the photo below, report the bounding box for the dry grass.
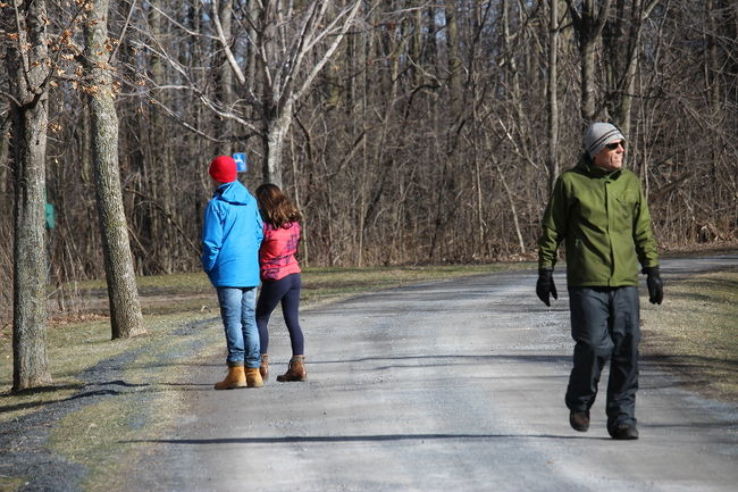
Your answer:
[641,267,738,402]
[48,314,218,491]
[0,318,141,422]
[48,264,528,318]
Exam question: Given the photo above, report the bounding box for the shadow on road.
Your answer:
[124,432,606,445]
[313,354,573,365]
[0,380,151,414]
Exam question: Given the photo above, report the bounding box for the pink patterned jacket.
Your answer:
[259,222,301,281]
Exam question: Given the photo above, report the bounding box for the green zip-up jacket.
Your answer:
[538,157,659,287]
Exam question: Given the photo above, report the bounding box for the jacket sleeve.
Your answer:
[201,201,223,274]
[633,179,659,269]
[254,202,264,245]
[538,176,568,270]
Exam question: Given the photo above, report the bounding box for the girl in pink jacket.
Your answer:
[254,184,307,382]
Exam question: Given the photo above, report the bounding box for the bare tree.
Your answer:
[141,0,363,189]
[547,0,563,191]
[603,0,661,136]
[444,0,462,112]
[83,0,146,339]
[567,0,613,121]
[214,0,363,187]
[1,0,736,298]
[214,0,235,156]
[3,0,53,391]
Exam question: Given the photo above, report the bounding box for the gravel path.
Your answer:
[128,256,738,491]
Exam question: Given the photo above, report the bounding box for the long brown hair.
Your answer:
[255,183,302,228]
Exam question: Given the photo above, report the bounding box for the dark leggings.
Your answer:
[255,273,304,356]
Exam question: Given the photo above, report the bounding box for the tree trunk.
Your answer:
[604,0,654,136]
[580,35,598,121]
[568,0,613,121]
[0,114,10,195]
[11,103,52,391]
[445,0,462,111]
[216,0,234,156]
[547,0,561,192]
[4,0,53,391]
[148,2,174,274]
[616,0,641,136]
[247,0,258,99]
[262,107,292,188]
[705,0,721,211]
[496,167,526,255]
[84,0,146,339]
[410,1,423,86]
[249,0,361,189]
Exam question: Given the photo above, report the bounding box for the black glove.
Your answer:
[536,268,558,307]
[642,266,663,305]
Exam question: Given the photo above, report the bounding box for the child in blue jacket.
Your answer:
[202,156,264,389]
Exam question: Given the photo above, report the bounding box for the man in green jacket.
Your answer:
[537,122,663,440]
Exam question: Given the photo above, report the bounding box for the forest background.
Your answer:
[1,1,737,384]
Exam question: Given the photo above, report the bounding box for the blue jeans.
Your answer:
[216,287,260,368]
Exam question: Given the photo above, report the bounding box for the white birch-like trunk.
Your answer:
[263,108,293,189]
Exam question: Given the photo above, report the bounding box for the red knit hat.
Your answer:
[209,155,237,183]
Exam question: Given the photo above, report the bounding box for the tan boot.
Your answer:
[245,367,264,388]
[277,356,307,382]
[259,354,269,381]
[214,365,246,390]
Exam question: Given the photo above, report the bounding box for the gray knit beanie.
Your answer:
[584,122,625,158]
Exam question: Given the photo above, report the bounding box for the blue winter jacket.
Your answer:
[201,181,263,287]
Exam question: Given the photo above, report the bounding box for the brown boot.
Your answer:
[260,354,269,381]
[277,356,307,382]
[214,365,246,390]
[245,367,264,388]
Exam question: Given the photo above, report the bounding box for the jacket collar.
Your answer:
[577,155,622,179]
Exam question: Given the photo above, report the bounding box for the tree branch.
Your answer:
[211,0,247,86]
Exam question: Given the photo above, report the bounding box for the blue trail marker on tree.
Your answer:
[233,153,248,172]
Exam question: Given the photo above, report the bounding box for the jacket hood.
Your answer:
[213,181,252,206]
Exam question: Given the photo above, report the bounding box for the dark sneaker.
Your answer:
[609,423,639,440]
[569,411,590,432]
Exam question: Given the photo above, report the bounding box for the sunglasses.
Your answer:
[605,141,625,150]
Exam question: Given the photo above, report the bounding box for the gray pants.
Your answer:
[565,286,640,429]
